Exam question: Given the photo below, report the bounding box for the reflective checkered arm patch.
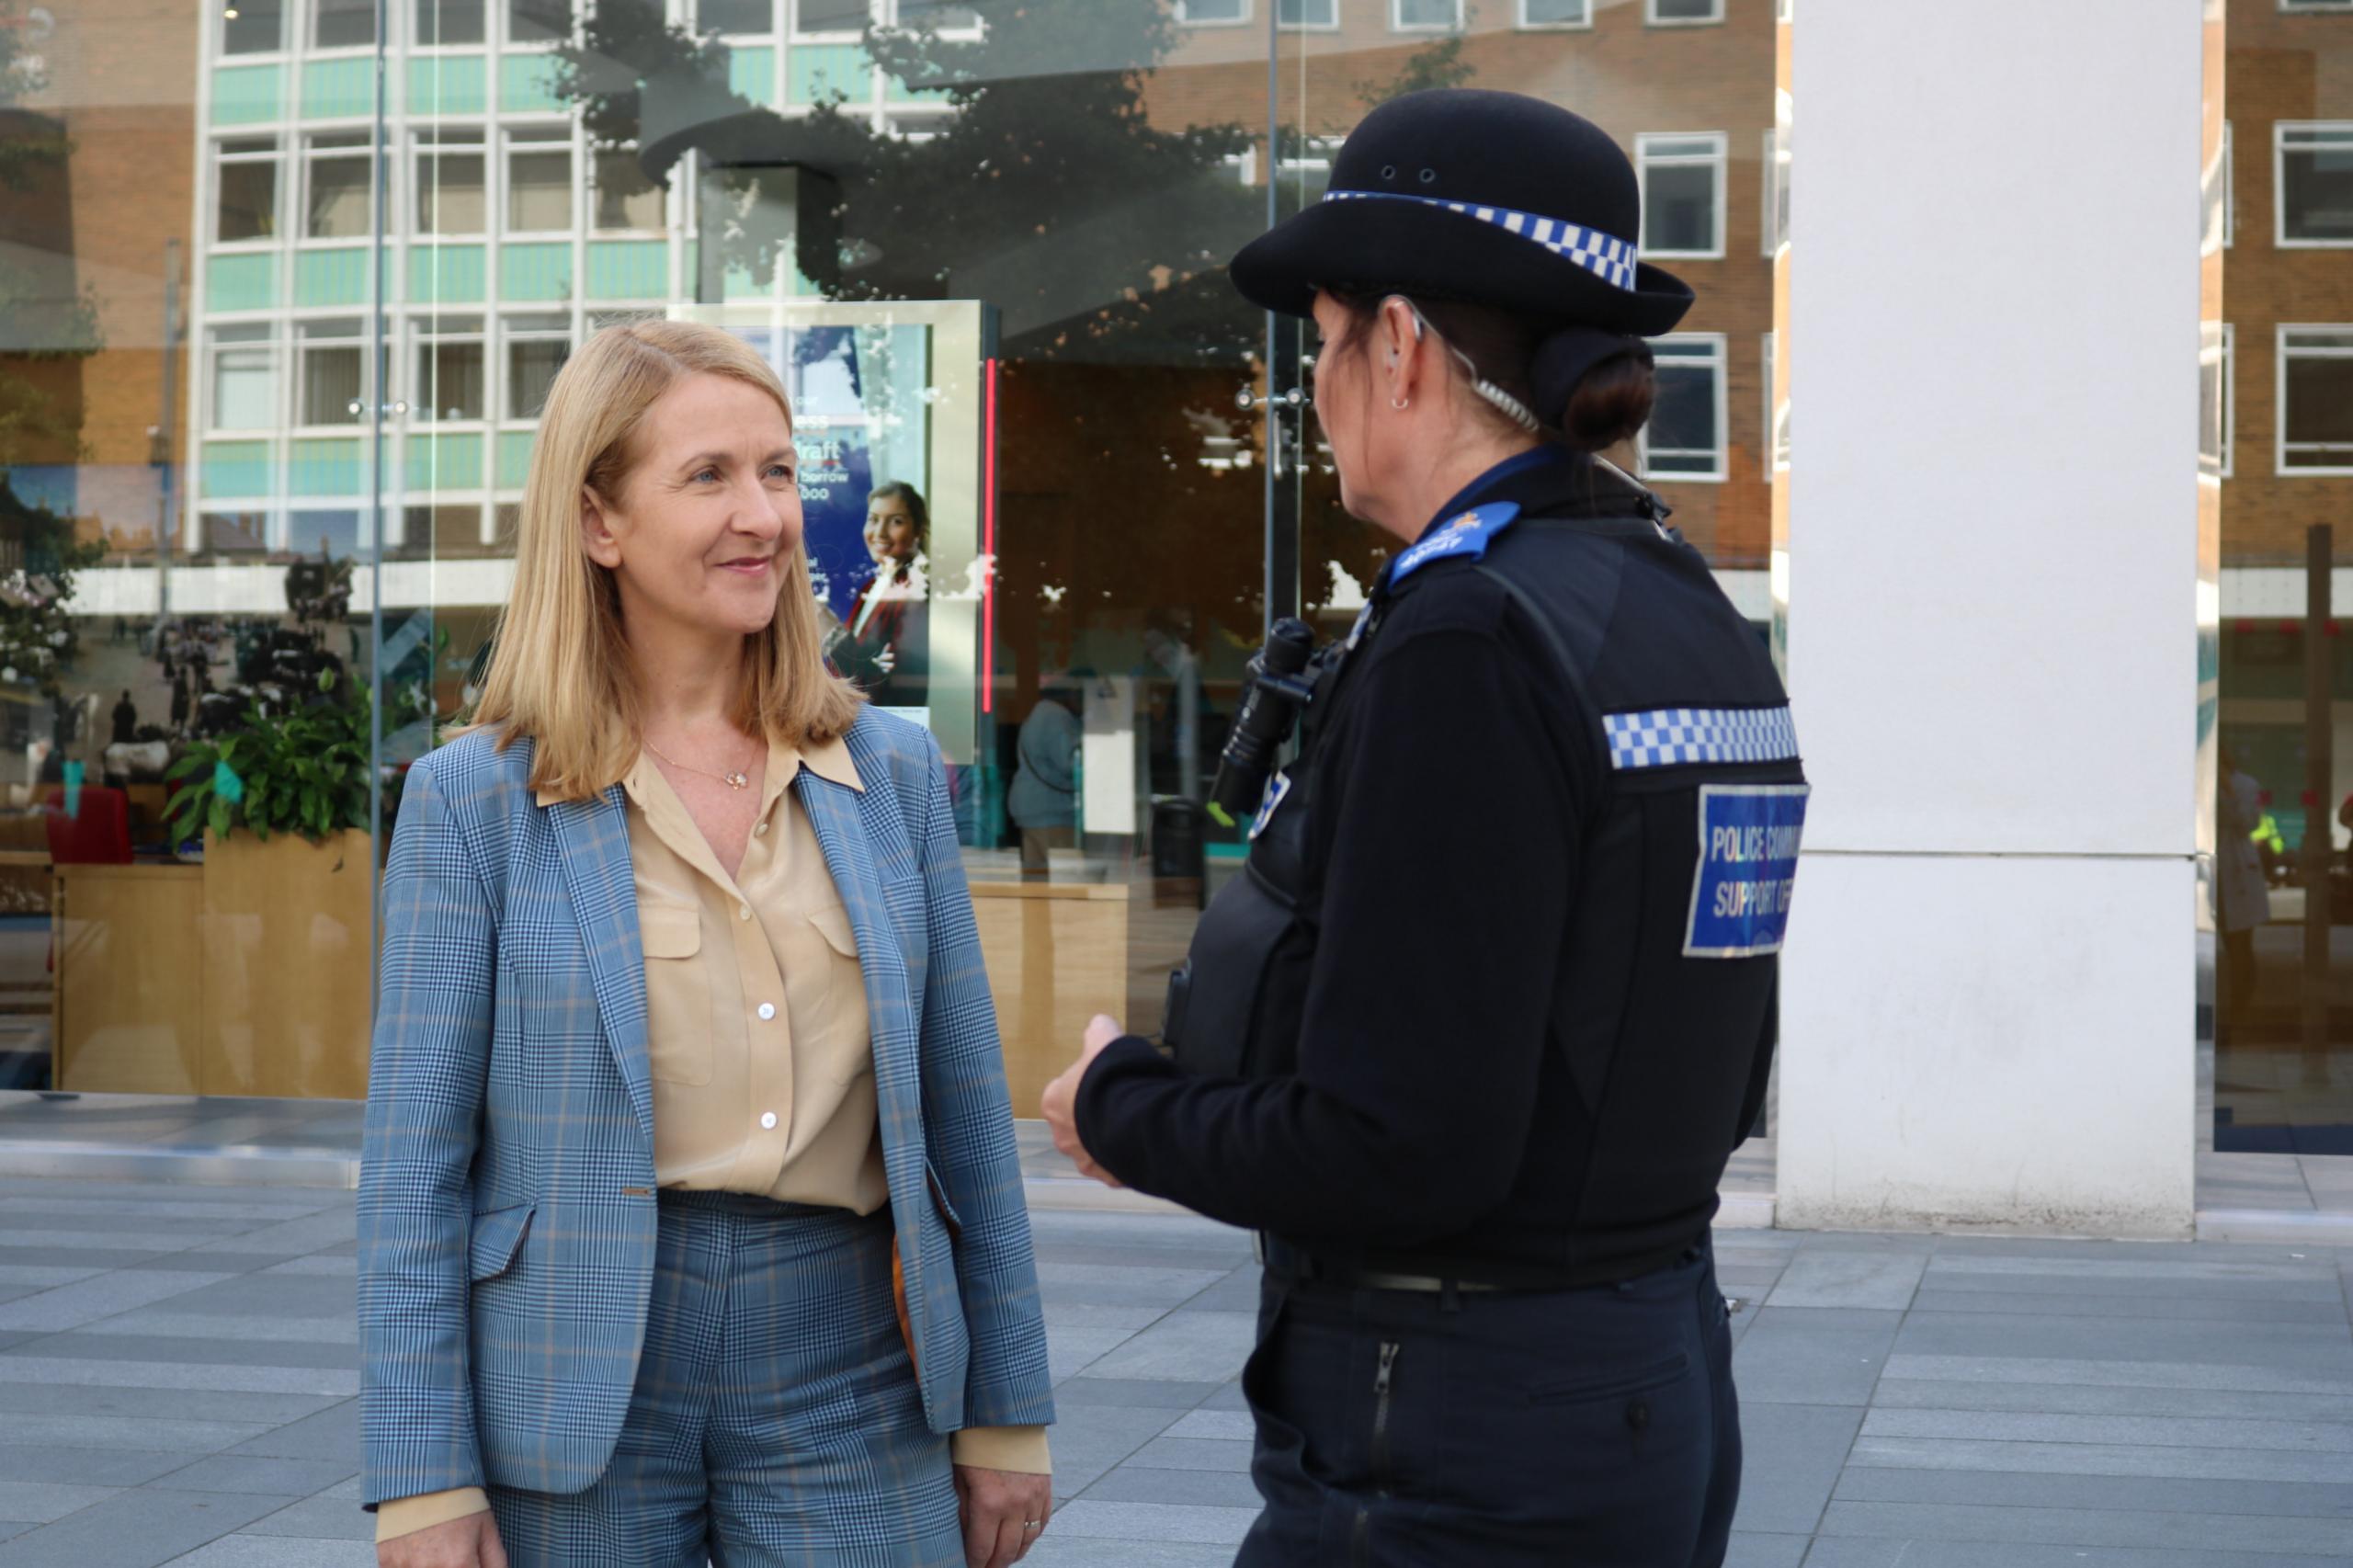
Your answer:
[1605,706,1801,771]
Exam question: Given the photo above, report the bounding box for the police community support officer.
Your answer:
[1040,89,1806,1566]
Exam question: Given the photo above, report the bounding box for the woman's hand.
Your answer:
[953,1463,1053,1567]
[378,1511,506,1568]
[1040,1016,1124,1188]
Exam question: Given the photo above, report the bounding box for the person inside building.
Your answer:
[360,321,1053,1568]
[2219,740,2272,1037]
[1007,676,1082,881]
[1040,89,1802,1566]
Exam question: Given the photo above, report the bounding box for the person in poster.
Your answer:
[834,481,930,708]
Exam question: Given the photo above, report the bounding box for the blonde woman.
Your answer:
[359,321,1054,1568]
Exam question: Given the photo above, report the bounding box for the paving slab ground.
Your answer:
[0,1176,2348,1566]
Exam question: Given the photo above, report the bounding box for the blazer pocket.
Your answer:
[638,903,714,1086]
[469,1202,536,1283]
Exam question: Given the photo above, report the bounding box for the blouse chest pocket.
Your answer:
[638,902,715,1085]
[786,903,871,1084]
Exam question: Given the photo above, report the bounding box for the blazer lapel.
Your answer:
[794,769,919,1121]
[548,788,656,1149]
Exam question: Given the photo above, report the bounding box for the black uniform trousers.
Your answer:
[1235,1243,1739,1568]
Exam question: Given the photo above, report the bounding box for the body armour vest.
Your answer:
[1163,453,1806,1275]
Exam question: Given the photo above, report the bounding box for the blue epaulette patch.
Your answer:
[1389,501,1522,584]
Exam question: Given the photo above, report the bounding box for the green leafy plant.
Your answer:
[164,669,382,846]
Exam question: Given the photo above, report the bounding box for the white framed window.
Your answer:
[1648,0,1722,23]
[313,0,375,50]
[503,313,573,421]
[892,0,980,28]
[1760,125,1790,256]
[214,138,281,245]
[1637,132,1726,260]
[2276,124,2353,246]
[297,319,367,427]
[2203,119,2234,255]
[699,0,772,33]
[1640,333,1727,482]
[199,510,273,554]
[303,131,374,240]
[222,0,287,54]
[210,324,278,432]
[415,126,488,236]
[414,313,488,424]
[508,0,571,42]
[886,111,953,142]
[1279,0,1341,26]
[593,146,666,232]
[1176,0,1249,23]
[414,0,486,46]
[1761,330,1789,472]
[2200,322,2233,479]
[792,0,868,32]
[1518,0,1589,25]
[289,507,369,562]
[1392,0,1461,28]
[506,125,573,234]
[2278,326,2353,475]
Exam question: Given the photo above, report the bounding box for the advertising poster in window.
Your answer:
[736,323,933,725]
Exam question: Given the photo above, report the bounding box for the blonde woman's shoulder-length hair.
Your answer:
[463,319,863,801]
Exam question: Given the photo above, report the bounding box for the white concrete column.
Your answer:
[1779,0,2206,1235]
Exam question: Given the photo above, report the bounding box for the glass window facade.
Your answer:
[2209,0,2353,1159]
[2,0,1778,1115]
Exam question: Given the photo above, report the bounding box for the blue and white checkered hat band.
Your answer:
[1606,706,1801,771]
[1322,189,1642,292]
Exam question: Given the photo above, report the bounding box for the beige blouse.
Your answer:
[376,735,1046,1545]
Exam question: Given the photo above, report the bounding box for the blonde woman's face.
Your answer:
[583,372,801,642]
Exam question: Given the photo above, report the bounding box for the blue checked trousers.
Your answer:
[487,1191,964,1568]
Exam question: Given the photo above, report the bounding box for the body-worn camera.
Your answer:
[1208,618,1318,829]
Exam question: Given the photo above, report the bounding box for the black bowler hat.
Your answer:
[1230,88,1693,337]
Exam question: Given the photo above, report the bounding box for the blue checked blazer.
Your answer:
[358,709,1054,1506]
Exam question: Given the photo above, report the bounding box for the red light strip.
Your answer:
[981,356,999,716]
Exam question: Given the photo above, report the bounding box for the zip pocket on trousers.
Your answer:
[1528,1347,1689,1406]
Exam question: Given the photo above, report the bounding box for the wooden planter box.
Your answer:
[199,826,374,1099]
[56,827,375,1099]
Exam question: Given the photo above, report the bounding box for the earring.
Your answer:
[1391,396,1410,411]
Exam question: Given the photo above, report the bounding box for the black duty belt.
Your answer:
[1257,1234,1698,1297]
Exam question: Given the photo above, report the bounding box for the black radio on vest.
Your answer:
[1207,618,1317,828]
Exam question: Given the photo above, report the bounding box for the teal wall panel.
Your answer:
[199,440,272,501]
[408,244,487,304]
[585,240,665,300]
[293,247,374,307]
[300,57,374,120]
[496,430,536,489]
[788,43,864,104]
[204,253,277,313]
[406,432,485,492]
[211,64,283,126]
[498,242,574,301]
[408,54,488,116]
[289,437,364,498]
[500,53,563,113]
[730,47,776,107]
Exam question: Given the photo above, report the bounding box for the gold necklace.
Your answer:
[643,736,756,790]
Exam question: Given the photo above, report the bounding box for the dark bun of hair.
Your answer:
[1530,326,1657,453]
